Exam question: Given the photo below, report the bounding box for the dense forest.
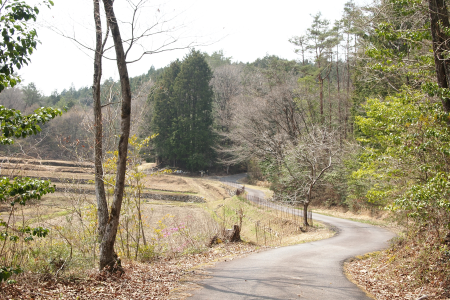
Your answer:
[1,0,450,297]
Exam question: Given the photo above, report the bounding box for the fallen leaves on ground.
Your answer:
[0,243,259,300]
[345,234,450,300]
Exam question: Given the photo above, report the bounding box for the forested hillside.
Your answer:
[1,0,450,297]
[2,0,448,226]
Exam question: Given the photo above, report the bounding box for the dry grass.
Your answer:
[137,163,156,172]
[184,178,229,201]
[0,157,93,179]
[0,168,93,181]
[238,177,271,188]
[0,156,93,168]
[204,195,334,247]
[0,157,338,300]
[137,201,220,246]
[239,183,274,199]
[142,175,198,194]
[311,207,450,300]
[0,243,260,300]
[0,192,81,223]
[311,206,402,232]
[345,232,450,300]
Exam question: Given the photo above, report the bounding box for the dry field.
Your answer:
[0,157,330,247]
[142,175,198,194]
[0,157,336,300]
[0,156,93,182]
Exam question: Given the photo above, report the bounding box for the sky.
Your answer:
[18,0,367,95]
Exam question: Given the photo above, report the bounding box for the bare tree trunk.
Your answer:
[428,0,450,112]
[345,32,350,139]
[346,33,350,98]
[319,75,324,121]
[99,0,132,271]
[303,202,309,227]
[93,0,108,241]
[336,46,342,145]
[336,45,340,94]
[328,74,331,125]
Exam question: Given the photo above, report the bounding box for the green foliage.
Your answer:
[0,266,22,283]
[394,172,450,228]
[0,105,63,144]
[203,50,232,69]
[360,0,433,87]
[353,89,450,231]
[306,13,340,65]
[22,82,41,107]
[150,60,181,164]
[351,0,433,132]
[0,102,61,283]
[0,0,53,91]
[151,50,215,171]
[0,225,49,243]
[0,175,55,282]
[0,0,60,281]
[0,176,55,205]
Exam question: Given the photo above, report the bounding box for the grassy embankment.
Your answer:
[0,158,332,280]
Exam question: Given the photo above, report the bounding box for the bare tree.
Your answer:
[89,0,202,271]
[219,59,341,225]
[93,0,108,242]
[226,63,304,162]
[0,87,26,111]
[211,64,242,133]
[280,126,340,226]
[210,64,243,173]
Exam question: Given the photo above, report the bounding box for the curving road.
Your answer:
[189,175,395,299]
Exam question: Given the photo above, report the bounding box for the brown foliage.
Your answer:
[346,231,450,300]
[0,243,258,299]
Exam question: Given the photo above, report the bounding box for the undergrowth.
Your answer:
[347,227,450,299]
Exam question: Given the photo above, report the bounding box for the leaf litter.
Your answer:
[0,243,259,300]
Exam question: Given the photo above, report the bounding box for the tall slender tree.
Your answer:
[150,60,181,165]
[93,0,133,271]
[151,50,214,171]
[306,13,338,121]
[172,50,214,171]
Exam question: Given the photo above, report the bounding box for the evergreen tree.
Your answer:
[171,50,214,171]
[22,82,42,108]
[203,50,232,69]
[150,50,214,171]
[150,60,181,164]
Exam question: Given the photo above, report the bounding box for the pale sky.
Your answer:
[19,0,366,95]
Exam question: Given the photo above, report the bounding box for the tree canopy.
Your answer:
[150,50,214,171]
[0,0,53,92]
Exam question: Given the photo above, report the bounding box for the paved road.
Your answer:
[189,174,395,300]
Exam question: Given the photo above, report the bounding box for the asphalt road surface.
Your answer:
[189,174,395,300]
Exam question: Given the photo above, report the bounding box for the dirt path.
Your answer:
[188,174,395,299]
